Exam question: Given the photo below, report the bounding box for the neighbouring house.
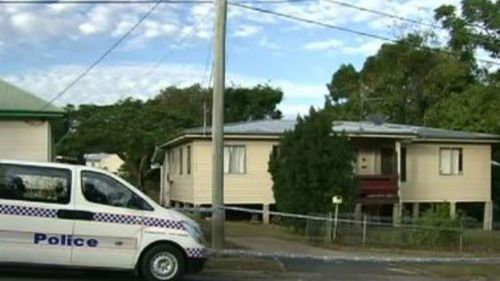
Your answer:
[155,120,499,230]
[84,153,124,174]
[0,78,65,162]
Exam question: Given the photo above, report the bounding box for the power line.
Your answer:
[229,2,500,66]
[322,0,489,39]
[201,25,215,88]
[322,0,440,29]
[233,2,394,42]
[116,6,213,101]
[0,0,312,4]
[41,0,163,109]
[0,0,209,3]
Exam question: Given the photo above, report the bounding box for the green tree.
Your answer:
[425,81,500,133]
[326,64,360,103]
[269,108,356,214]
[435,0,499,64]
[57,84,283,188]
[327,34,472,125]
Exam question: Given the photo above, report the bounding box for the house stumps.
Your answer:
[484,201,493,231]
[412,203,419,218]
[262,204,270,224]
[450,202,457,218]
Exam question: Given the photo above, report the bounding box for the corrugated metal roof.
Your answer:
[84,153,113,161]
[180,119,500,141]
[0,78,64,118]
[185,119,297,135]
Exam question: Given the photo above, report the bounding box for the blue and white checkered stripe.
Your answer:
[93,212,185,231]
[142,216,184,230]
[186,248,207,258]
[0,203,57,218]
[0,204,184,231]
[93,212,141,225]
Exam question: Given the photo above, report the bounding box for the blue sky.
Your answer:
[0,0,460,116]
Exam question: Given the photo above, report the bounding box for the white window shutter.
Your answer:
[440,149,452,174]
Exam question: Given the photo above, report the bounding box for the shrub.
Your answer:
[268,108,357,216]
[404,204,461,249]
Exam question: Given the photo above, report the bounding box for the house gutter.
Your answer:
[0,110,65,119]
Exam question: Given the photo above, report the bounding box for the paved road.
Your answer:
[0,259,445,281]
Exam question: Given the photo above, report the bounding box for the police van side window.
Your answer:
[81,171,153,211]
[0,164,71,204]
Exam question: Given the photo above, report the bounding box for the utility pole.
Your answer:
[211,0,227,252]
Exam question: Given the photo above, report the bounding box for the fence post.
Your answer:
[362,214,367,248]
[333,204,339,241]
[326,212,333,244]
[459,223,463,252]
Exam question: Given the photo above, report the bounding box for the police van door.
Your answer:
[71,168,151,269]
[0,163,74,265]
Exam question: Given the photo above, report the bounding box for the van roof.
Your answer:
[0,159,85,170]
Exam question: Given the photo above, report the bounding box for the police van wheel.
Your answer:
[141,244,185,281]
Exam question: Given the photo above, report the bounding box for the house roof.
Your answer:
[184,119,297,136]
[0,78,65,119]
[161,119,500,147]
[84,153,113,161]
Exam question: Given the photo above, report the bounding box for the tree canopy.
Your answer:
[326,0,499,129]
[435,0,499,64]
[57,84,283,187]
[326,34,473,125]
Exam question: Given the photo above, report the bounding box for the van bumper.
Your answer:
[187,257,206,273]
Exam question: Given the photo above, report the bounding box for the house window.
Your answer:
[224,145,246,174]
[179,148,184,175]
[187,146,192,175]
[440,148,463,175]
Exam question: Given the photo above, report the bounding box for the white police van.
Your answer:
[0,160,206,281]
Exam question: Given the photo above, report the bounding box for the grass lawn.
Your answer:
[404,263,500,280]
[195,217,500,255]
[463,229,500,254]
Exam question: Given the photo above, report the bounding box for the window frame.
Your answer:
[186,145,192,175]
[439,147,463,176]
[80,170,154,211]
[179,148,184,175]
[0,164,72,205]
[400,147,407,182]
[224,145,247,175]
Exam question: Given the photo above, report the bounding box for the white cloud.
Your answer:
[0,3,192,50]
[304,38,383,57]
[341,40,384,56]
[258,38,282,51]
[0,0,462,55]
[4,63,326,117]
[233,25,261,38]
[279,104,321,118]
[304,39,344,51]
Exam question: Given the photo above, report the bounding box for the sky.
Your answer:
[0,0,463,117]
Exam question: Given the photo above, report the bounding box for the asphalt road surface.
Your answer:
[0,259,445,281]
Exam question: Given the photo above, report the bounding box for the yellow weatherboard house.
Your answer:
[156,119,499,230]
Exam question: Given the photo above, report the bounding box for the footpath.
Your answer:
[223,236,500,264]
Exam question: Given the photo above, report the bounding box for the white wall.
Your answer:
[0,120,51,162]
